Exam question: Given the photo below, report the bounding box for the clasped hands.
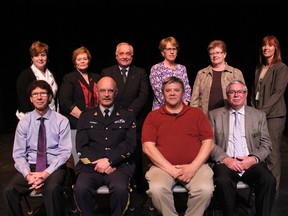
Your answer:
[26,171,49,192]
[92,158,116,174]
[171,164,196,183]
[222,156,257,173]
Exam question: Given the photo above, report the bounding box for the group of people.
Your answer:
[3,34,288,216]
[6,40,149,216]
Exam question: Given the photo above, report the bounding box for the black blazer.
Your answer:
[101,64,149,118]
[16,67,58,113]
[75,104,137,177]
[59,70,101,129]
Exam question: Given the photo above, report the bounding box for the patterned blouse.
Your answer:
[149,61,191,110]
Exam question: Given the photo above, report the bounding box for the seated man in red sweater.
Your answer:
[142,76,215,216]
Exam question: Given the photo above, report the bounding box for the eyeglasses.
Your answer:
[209,51,223,56]
[164,48,177,52]
[31,92,49,98]
[227,90,246,95]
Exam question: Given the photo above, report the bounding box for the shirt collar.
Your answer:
[119,66,129,72]
[230,106,245,115]
[99,105,114,116]
[32,108,52,120]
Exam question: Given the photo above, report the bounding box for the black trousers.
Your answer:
[3,165,67,216]
[213,162,276,216]
[74,169,130,216]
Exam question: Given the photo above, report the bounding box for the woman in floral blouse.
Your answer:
[149,36,191,110]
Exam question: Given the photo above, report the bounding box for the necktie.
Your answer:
[104,109,110,120]
[233,112,244,158]
[36,117,47,172]
[121,69,127,83]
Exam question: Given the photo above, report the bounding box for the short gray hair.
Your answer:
[226,80,247,93]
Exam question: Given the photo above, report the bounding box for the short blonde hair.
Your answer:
[158,36,180,52]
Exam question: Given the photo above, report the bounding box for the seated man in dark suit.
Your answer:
[209,80,276,216]
[73,76,137,216]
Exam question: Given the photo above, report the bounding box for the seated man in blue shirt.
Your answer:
[4,80,72,216]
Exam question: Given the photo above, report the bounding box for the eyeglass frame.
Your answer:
[31,92,49,98]
[227,90,247,95]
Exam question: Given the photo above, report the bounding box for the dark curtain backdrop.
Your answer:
[1,2,287,134]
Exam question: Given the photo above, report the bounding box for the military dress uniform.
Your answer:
[73,105,137,216]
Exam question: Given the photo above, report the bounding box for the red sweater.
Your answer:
[142,105,213,165]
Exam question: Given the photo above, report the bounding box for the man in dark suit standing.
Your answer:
[101,42,150,191]
[209,80,276,216]
[73,76,137,216]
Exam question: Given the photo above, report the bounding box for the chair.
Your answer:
[145,181,253,216]
[70,139,135,215]
[23,187,76,216]
[95,185,110,194]
[23,190,45,215]
[145,183,195,215]
[22,169,79,216]
[172,184,188,193]
[92,185,135,215]
[235,181,254,208]
[209,181,254,216]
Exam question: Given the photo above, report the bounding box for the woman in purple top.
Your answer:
[149,36,191,110]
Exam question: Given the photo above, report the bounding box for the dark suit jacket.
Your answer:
[59,70,101,129]
[101,64,149,118]
[208,105,272,163]
[75,105,137,177]
[16,67,58,113]
[250,61,288,118]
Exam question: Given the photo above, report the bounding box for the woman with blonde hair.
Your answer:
[16,41,58,120]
